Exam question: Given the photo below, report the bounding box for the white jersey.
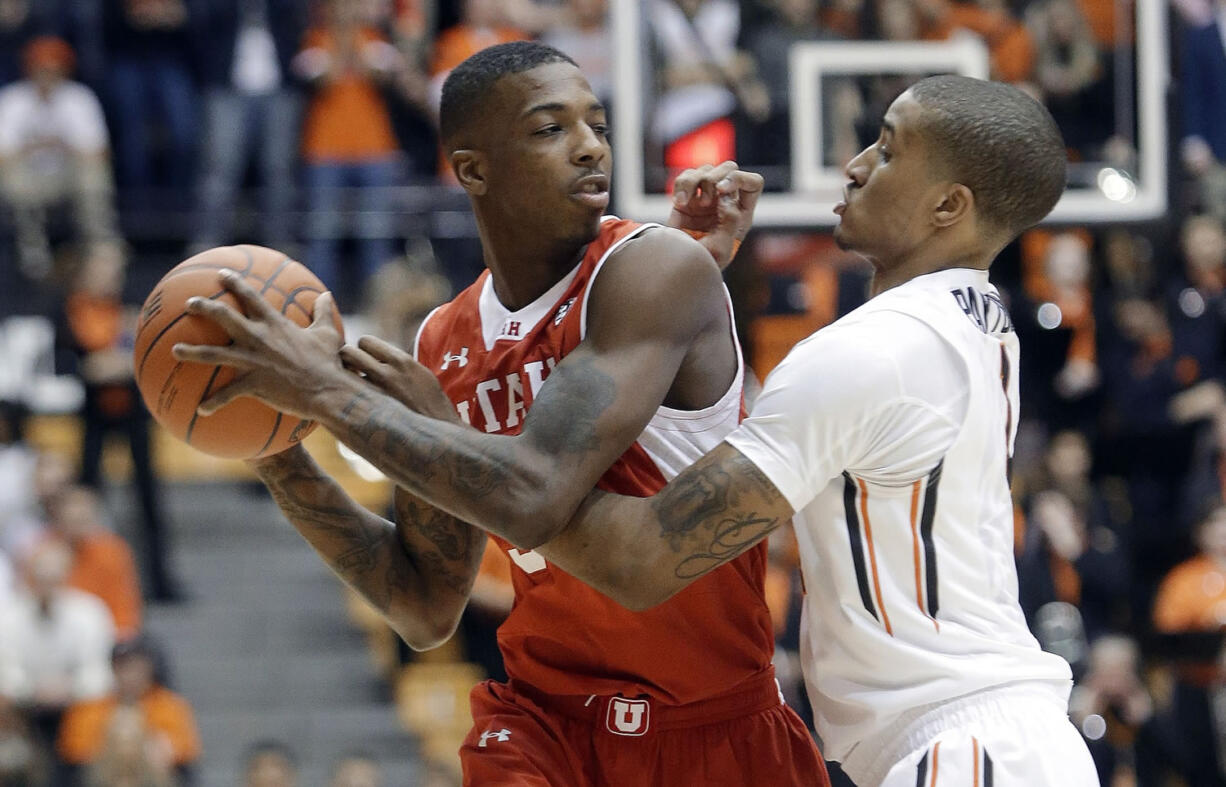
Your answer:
[727,268,1073,766]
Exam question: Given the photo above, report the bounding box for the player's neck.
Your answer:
[479,229,586,311]
[869,244,994,297]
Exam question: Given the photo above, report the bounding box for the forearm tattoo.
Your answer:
[253,450,413,610]
[340,390,510,501]
[651,452,785,579]
[393,491,480,598]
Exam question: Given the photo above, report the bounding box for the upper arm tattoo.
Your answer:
[523,353,616,457]
[650,448,787,579]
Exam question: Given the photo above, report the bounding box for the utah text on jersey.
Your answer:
[449,356,559,432]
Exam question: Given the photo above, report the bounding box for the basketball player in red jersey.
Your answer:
[173,42,828,786]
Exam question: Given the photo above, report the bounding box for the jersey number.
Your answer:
[507,548,547,574]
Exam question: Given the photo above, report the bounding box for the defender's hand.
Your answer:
[171,271,345,418]
[340,335,460,424]
[669,161,763,270]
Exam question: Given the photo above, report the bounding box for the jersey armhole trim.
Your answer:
[412,305,445,362]
[578,221,663,340]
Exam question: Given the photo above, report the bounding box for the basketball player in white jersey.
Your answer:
[327,76,1096,785]
[522,75,1098,785]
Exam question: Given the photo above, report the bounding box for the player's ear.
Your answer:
[933,182,974,229]
[452,150,488,197]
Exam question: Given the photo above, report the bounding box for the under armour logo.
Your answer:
[478,728,511,747]
[440,348,469,370]
[554,297,576,326]
[606,698,649,736]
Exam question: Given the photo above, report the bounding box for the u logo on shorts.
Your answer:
[606,698,650,736]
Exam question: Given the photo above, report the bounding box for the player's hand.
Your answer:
[340,335,460,424]
[669,161,763,271]
[170,271,345,419]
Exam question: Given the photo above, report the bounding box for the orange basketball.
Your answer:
[133,245,342,459]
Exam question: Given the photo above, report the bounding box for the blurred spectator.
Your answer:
[1179,0,1226,221]
[328,750,382,787]
[539,0,611,105]
[428,0,527,112]
[364,256,451,351]
[1153,505,1226,785]
[0,36,117,280]
[918,0,1035,83]
[0,695,39,785]
[56,242,181,603]
[82,704,176,787]
[0,541,115,773]
[1018,433,1130,641]
[59,637,200,781]
[189,0,309,255]
[0,550,12,609]
[0,0,37,87]
[102,0,198,199]
[1069,635,1184,785]
[1167,215,1226,389]
[45,485,144,639]
[648,0,769,180]
[1027,0,1110,157]
[0,401,39,557]
[744,0,837,182]
[294,0,405,306]
[242,739,298,787]
[1015,230,1100,430]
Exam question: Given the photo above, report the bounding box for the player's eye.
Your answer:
[877,144,891,162]
[534,124,563,136]
[592,123,610,137]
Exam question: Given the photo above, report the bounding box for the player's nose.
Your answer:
[571,124,607,165]
[844,148,870,186]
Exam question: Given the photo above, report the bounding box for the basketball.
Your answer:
[133,245,342,459]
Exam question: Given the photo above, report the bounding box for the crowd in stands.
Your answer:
[0,0,1224,784]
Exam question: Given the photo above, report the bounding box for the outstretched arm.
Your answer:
[248,444,483,650]
[537,442,795,610]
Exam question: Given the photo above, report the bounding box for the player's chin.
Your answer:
[832,220,856,251]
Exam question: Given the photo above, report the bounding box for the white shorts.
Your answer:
[848,684,1100,786]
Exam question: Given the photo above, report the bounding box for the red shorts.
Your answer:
[459,670,830,786]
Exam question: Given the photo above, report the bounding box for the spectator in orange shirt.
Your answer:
[428,0,528,180]
[293,0,405,307]
[428,0,527,106]
[917,0,1035,83]
[58,636,200,783]
[47,485,143,639]
[1153,504,1226,785]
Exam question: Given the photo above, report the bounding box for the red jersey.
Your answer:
[414,218,775,705]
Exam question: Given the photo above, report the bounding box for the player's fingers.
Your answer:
[339,344,389,382]
[184,296,253,339]
[197,376,256,416]
[726,169,765,197]
[672,164,712,207]
[310,291,337,332]
[171,341,258,369]
[218,270,278,321]
[707,160,740,185]
[356,334,412,367]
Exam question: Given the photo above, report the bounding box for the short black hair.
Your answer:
[244,739,298,769]
[907,75,1067,239]
[439,41,578,148]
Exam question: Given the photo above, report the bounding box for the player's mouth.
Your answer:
[570,174,610,210]
[834,185,854,216]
